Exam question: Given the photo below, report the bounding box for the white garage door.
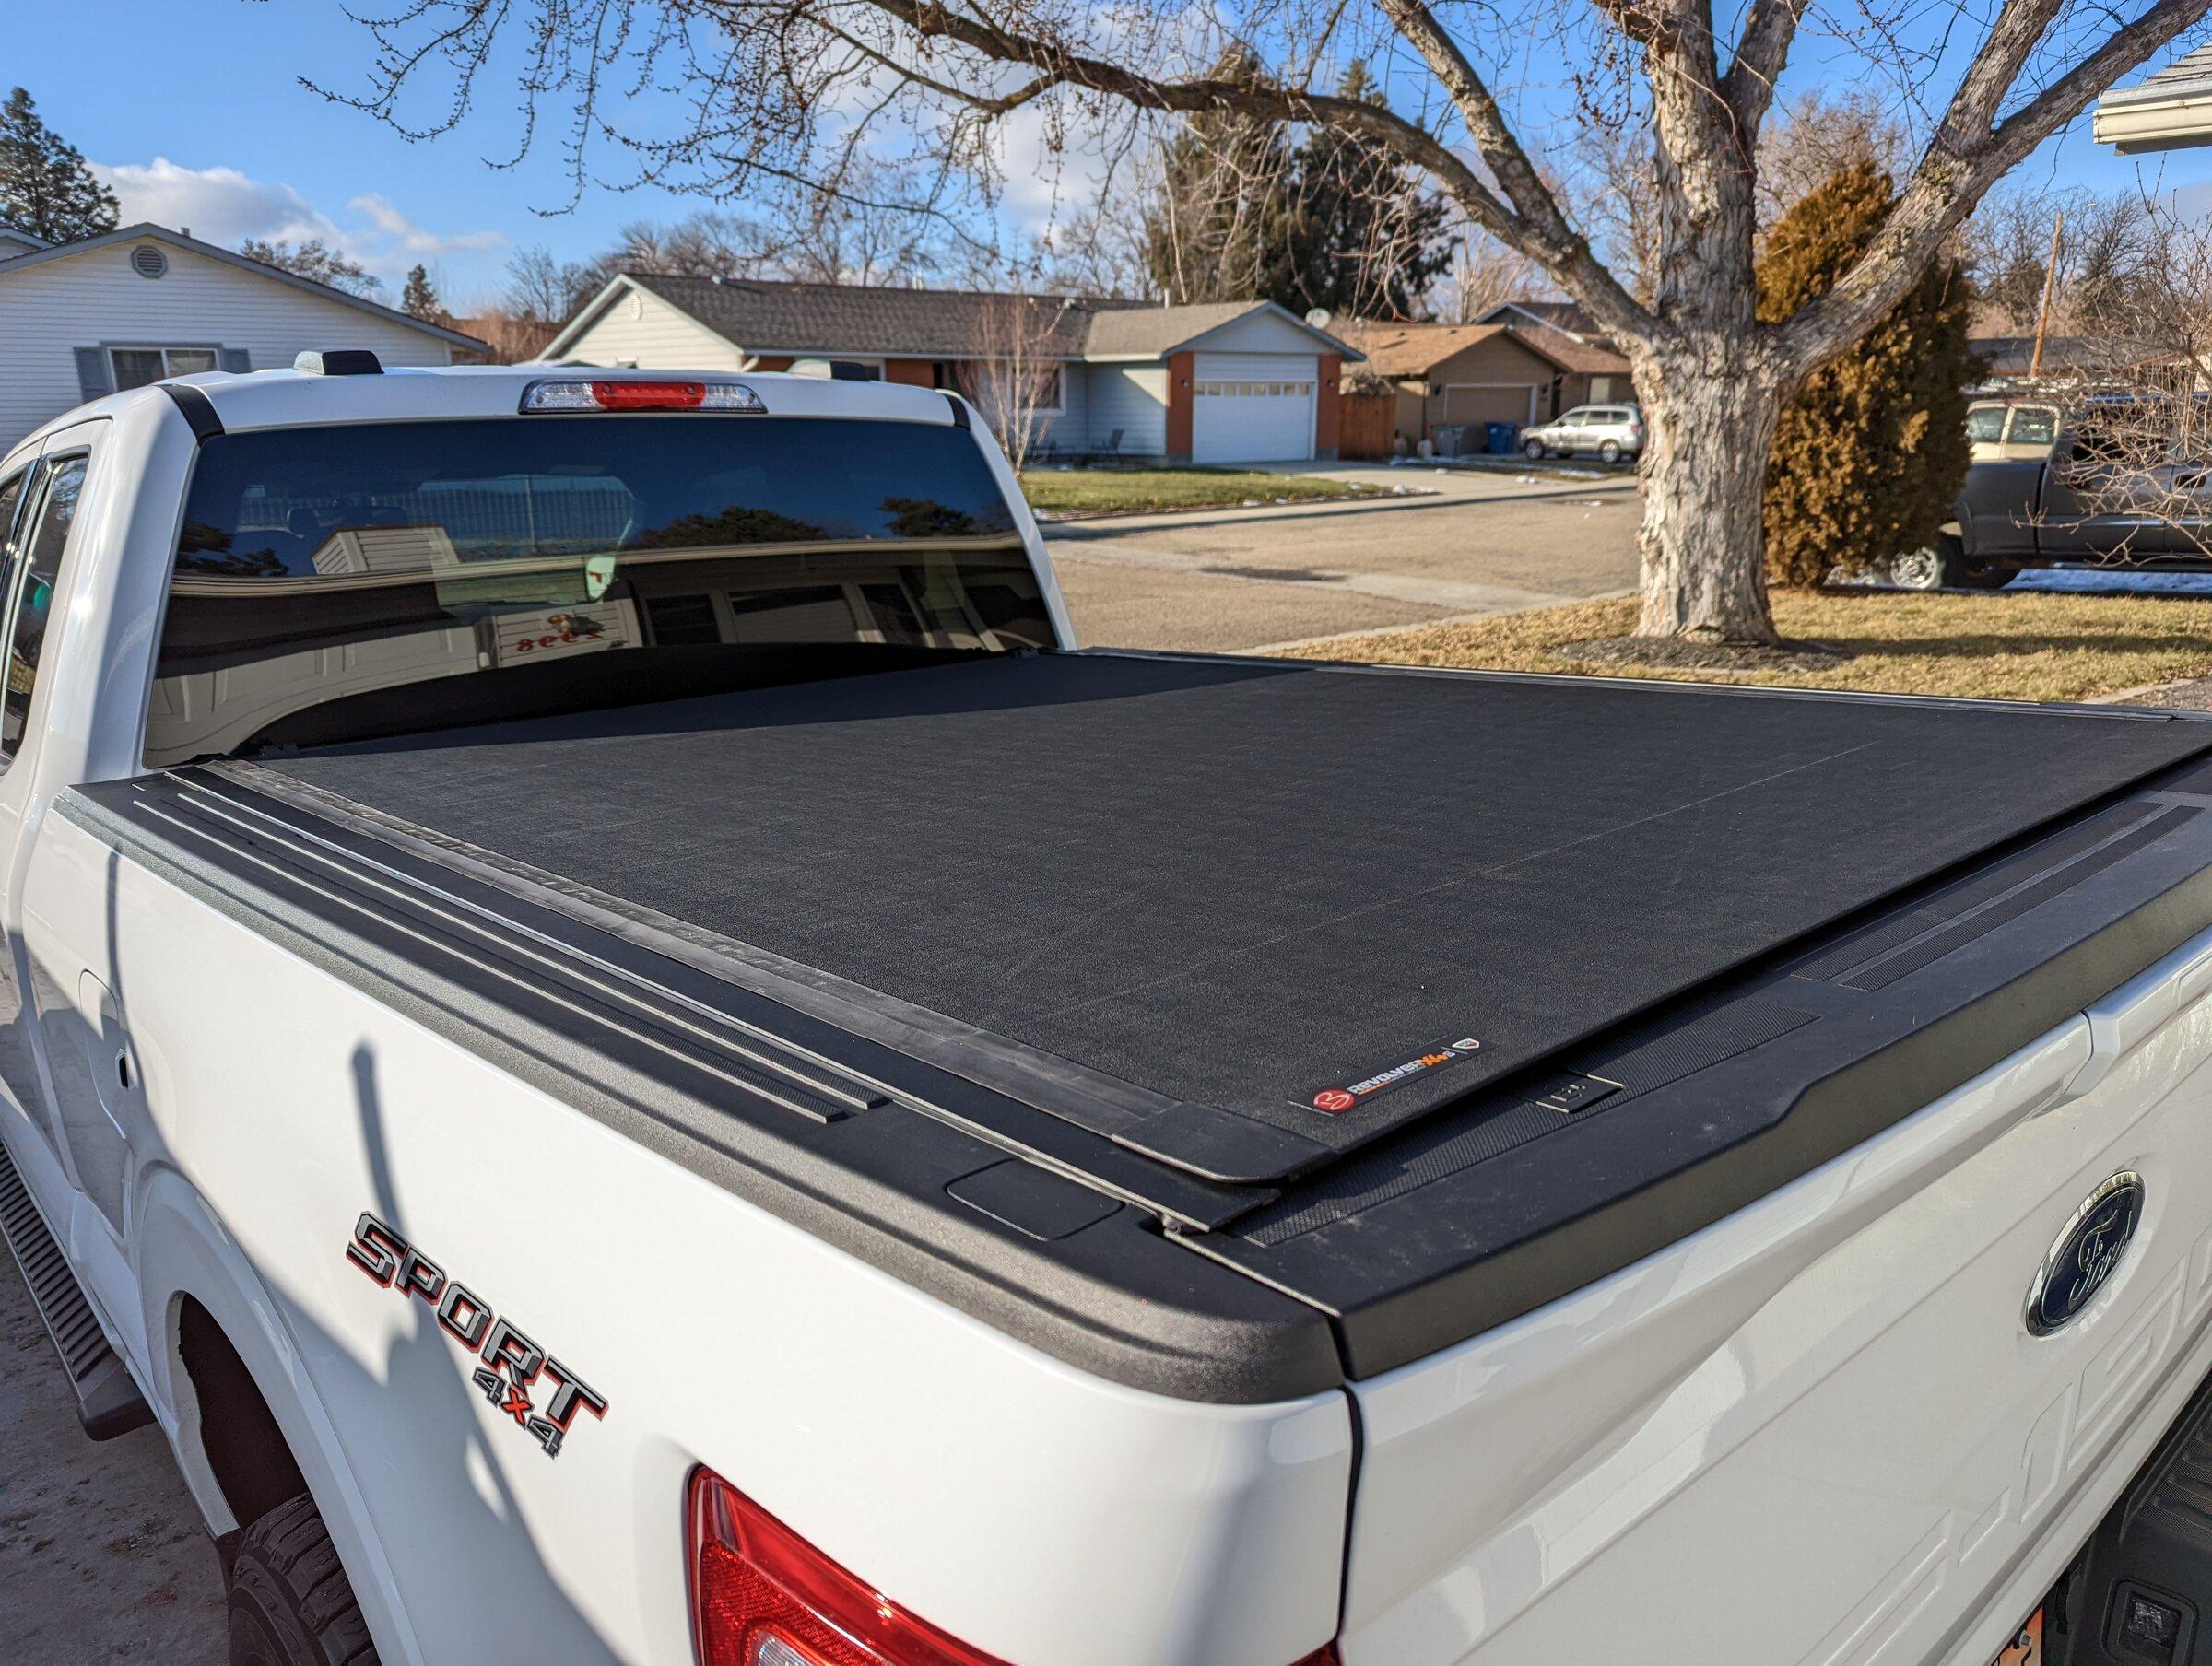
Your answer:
[1192,352,1317,463]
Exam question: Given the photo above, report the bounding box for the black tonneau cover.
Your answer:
[236,650,2212,1184]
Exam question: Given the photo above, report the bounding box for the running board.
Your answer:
[0,1139,151,1440]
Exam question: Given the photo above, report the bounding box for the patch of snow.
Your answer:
[2011,569,2212,597]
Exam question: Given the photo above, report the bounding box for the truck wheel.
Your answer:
[228,1494,379,1666]
[1895,538,2013,592]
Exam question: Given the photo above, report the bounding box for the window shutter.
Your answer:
[72,348,114,402]
[217,347,251,373]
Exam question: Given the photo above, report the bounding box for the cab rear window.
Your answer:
[146,416,1052,767]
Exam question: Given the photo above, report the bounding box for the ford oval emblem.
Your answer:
[2026,1171,2145,1336]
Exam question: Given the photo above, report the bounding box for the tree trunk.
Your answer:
[1630,354,1790,643]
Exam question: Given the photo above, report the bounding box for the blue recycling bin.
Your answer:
[1486,421,1519,455]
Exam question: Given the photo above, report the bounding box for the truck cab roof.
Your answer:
[10,358,965,459]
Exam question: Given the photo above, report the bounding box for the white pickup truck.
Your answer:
[8,356,2212,1666]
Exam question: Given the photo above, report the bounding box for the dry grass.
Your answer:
[1280,591,2212,705]
[1018,467,1382,517]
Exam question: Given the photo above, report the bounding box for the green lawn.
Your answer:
[1018,466,1382,518]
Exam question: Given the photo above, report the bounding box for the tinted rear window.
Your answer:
[146,416,1052,767]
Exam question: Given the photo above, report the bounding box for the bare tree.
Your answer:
[1969,182,2163,333]
[1035,181,1155,298]
[1439,228,1548,323]
[320,0,2212,646]
[2019,191,2212,557]
[502,245,602,325]
[240,237,383,299]
[1752,91,1908,229]
[960,292,1073,471]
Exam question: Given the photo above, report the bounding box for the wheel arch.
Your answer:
[135,1167,420,1662]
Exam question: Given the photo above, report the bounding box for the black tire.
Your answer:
[1598,439,1622,463]
[228,1495,379,1666]
[1894,534,2014,592]
[1522,437,1547,461]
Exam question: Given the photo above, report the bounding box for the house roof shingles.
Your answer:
[1336,313,1633,382]
[2101,42,2212,108]
[606,275,1359,362]
[627,274,1111,358]
[1335,321,1532,378]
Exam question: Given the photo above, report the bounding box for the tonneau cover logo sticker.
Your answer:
[347,1213,607,1458]
[1311,1038,1481,1114]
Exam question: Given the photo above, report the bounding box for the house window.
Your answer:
[111,346,220,391]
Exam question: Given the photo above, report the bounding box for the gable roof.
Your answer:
[546,274,1361,363]
[1335,320,1574,379]
[0,223,486,351]
[1479,300,1599,339]
[1078,299,1354,358]
[0,219,51,255]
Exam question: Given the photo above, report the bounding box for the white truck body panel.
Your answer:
[1344,935,2212,1664]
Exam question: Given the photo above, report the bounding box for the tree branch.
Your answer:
[1778,0,2211,368]
[850,0,1653,339]
[1722,0,1805,135]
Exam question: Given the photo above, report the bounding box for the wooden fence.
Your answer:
[1337,393,1398,461]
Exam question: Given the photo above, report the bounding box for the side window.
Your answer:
[0,456,88,759]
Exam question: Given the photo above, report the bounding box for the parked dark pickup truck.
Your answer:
[1933,407,2212,588]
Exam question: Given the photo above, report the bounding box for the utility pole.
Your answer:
[2029,209,2065,381]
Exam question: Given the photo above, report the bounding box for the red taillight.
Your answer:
[594,379,706,410]
[688,1470,1014,1666]
[685,1467,1343,1666]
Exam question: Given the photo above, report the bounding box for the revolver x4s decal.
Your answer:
[346,1214,608,1458]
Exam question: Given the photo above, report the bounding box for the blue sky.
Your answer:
[11,0,2212,309]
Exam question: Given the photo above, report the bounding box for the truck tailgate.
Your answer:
[1337,930,2212,1664]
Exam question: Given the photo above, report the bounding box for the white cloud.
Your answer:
[98,158,335,249]
[92,158,503,283]
[347,193,504,258]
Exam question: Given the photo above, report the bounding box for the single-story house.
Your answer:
[1335,321,1584,446]
[2094,44,2212,153]
[0,222,485,453]
[1475,301,1639,408]
[539,274,1365,463]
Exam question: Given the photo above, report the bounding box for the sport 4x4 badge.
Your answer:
[346,1213,607,1460]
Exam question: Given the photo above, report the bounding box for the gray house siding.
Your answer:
[1086,365,1170,455]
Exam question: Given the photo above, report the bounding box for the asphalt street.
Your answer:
[1044,462,1643,652]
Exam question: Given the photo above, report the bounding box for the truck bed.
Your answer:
[71,651,2212,1397]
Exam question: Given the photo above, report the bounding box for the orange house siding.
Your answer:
[1166,351,1194,460]
[748,356,793,373]
[1314,353,1342,458]
[884,358,936,386]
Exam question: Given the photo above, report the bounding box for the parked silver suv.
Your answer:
[1521,404,1645,463]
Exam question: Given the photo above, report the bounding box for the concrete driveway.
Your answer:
[1045,462,1642,653]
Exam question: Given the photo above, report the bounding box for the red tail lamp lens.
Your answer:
[688,1469,1013,1666]
[594,380,706,410]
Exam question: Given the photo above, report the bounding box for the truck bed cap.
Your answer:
[238,651,2212,1184]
